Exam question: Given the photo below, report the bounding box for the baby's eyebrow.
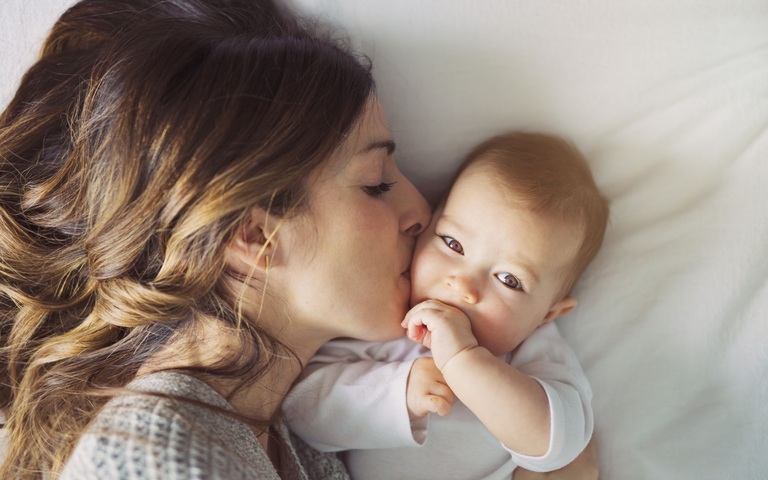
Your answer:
[516,263,540,286]
[438,215,466,234]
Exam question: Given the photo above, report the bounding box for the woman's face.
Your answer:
[275,98,430,344]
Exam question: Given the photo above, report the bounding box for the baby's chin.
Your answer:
[479,338,522,358]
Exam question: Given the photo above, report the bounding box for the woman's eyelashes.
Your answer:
[438,234,464,254]
[362,181,396,197]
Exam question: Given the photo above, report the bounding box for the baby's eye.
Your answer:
[495,272,523,291]
[440,235,464,255]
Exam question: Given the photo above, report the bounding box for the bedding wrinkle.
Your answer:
[586,41,767,239]
[588,43,768,147]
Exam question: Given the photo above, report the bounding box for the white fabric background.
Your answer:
[2,1,767,479]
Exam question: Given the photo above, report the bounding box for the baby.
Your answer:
[284,131,609,479]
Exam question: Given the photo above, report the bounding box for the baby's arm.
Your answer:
[283,337,436,452]
[507,322,594,471]
[402,299,552,456]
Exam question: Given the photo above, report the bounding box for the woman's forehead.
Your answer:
[331,98,392,166]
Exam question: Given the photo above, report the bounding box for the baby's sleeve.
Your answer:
[504,322,594,472]
[283,337,429,452]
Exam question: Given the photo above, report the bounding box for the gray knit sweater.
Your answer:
[60,372,349,479]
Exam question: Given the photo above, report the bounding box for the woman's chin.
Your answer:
[364,321,407,343]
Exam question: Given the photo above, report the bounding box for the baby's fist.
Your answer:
[406,357,457,419]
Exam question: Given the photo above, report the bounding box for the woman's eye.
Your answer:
[440,235,464,255]
[362,181,396,198]
[496,272,523,291]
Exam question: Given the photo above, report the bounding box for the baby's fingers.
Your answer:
[403,314,430,344]
[426,395,454,417]
[430,381,457,407]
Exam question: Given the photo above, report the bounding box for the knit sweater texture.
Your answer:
[60,372,349,479]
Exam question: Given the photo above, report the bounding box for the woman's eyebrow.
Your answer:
[359,139,396,156]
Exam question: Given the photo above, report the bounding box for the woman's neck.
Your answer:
[139,317,329,422]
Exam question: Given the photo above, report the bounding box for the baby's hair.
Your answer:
[455,131,609,298]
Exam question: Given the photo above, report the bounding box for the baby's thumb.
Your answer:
[427,395,453,417]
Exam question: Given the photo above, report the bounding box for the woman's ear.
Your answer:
[542,296,578,324]
[228,208,278,272]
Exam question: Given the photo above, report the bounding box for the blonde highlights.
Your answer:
[0,0,373,477]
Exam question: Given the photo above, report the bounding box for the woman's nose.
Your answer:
[399,176,431,237]
[446,274,479,304]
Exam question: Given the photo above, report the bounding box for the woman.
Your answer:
[0,0,597,478]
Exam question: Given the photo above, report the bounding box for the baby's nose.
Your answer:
[446,275,479,304]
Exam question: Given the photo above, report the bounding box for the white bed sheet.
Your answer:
[2,1,767,478]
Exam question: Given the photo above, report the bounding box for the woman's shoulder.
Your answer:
[287,427,351,480]
[60,372,278,480]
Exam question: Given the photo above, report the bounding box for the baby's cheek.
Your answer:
[408,253,433,298]
[472,307,514,351]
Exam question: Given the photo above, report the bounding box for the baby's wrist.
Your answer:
[439,343,481,374]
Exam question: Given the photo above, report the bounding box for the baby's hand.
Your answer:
[401,299,478,370]
[406,357,457,419]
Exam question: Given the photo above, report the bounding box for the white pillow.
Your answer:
[292,1,768,479]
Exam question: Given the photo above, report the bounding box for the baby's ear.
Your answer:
[542,297,578,324]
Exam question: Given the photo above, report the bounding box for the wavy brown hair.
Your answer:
[0,0,374,477]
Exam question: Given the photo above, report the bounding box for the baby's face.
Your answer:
[410,164,581,356]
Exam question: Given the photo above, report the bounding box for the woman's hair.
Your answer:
[0,0,374,476]
[456,132,609,298]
